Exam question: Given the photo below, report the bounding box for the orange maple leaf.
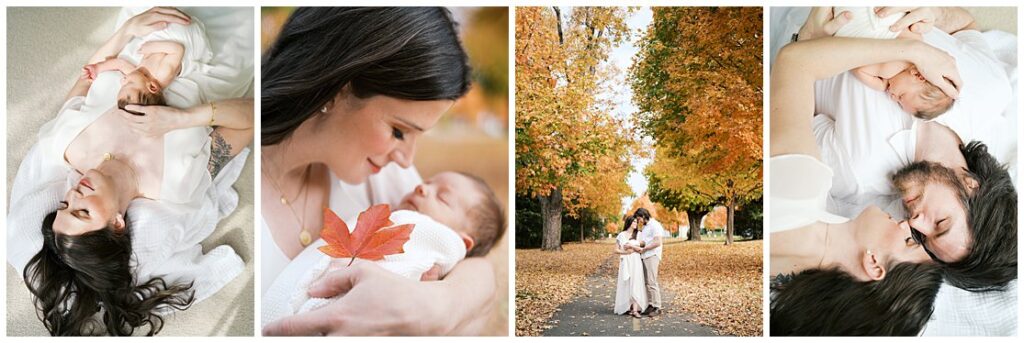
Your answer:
[318,204,414,266]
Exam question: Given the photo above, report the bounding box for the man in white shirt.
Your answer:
[634,208,665,316]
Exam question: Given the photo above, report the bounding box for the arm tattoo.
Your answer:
[208,130,233,178]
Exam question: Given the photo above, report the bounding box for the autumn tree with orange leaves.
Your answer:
[516,7,635,251]
[631,7,763,245]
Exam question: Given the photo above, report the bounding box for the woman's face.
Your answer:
[852,205,931,268]
[311,94,453,184]
[54,169,122,236]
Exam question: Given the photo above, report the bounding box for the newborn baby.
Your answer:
[836,7,955,120]
[262,172,506,325]
[81,15,212,110]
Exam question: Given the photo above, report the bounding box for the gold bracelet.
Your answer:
[209,101,217,126]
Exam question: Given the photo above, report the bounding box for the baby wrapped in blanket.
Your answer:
[262,172,506,325]
[82,14,213,110]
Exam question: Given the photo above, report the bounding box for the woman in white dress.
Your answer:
[614,215,647,318]
[260,8,496,335]
[10,8,254,336]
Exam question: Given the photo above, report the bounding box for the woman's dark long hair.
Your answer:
[23,211,194,336]
[770,263,943,336]
[262,7,472,145]
[622,215,639,240]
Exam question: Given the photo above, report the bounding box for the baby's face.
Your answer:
[117,68,156,105]
[885,67,932,115]
[397,172,482,237]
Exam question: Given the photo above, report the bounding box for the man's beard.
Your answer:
[892,161,968,213]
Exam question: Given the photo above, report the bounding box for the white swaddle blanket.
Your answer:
[117,14,213,109]
[262,210,467,326]
[833,7,904,40]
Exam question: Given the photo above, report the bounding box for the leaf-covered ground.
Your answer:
[660,240,763,336]
[515,239,763,336]
[515,242,611,336]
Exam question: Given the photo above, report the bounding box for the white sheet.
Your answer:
[770,7,1018,336]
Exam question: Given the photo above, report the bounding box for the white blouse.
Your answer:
[769,154,849,233]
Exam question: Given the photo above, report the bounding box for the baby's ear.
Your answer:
[861,250,887,281]
[147,80,160,94]
[459,231,475,254]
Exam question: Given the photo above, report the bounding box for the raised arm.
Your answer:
[771,37,960,157]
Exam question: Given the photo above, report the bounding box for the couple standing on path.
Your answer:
[614,208,666,318]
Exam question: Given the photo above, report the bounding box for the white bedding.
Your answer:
[770,7,1018,336]
[6,7,254,307]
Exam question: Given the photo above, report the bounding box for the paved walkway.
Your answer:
[542,255,720,336]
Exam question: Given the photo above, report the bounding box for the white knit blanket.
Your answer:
[261,210,467,326]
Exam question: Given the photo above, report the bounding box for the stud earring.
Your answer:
[321,106,328,113]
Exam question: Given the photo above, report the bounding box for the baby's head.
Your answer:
[117,68,166,111]
[397,172,505,257]
[886,66,954,120]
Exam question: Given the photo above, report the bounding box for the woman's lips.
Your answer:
[368,159,382,174]
[79,178,95,191]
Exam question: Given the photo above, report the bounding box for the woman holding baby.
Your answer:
[259,7,498,335]
[9,7,254,336]
[613,215,647,318]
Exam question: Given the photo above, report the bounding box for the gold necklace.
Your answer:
[262,154,313,247]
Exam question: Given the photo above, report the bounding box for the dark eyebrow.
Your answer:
[394,116,424,132]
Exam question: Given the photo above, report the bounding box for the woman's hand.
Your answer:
[907,40,963,98]
[117,104,188,137]
[797,7,853,41]
[876,7,939,34]
[120,7,190,38]
[263,261,489,336]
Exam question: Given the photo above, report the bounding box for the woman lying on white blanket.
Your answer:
[8,8,253,336]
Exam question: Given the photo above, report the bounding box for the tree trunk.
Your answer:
[580,221,584,243]
[725,198,735,246]
[540,187,563,251]
[686,209,707,241]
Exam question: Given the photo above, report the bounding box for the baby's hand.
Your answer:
[81,64,98,80]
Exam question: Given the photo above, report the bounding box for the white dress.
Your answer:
[613,232,647,315]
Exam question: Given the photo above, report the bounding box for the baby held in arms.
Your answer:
[262,172,506,324]
[836,7,955,120]
[81,15,211,111]
[83,40,183,109]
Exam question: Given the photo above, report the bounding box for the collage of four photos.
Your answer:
[2,4,1019,338]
